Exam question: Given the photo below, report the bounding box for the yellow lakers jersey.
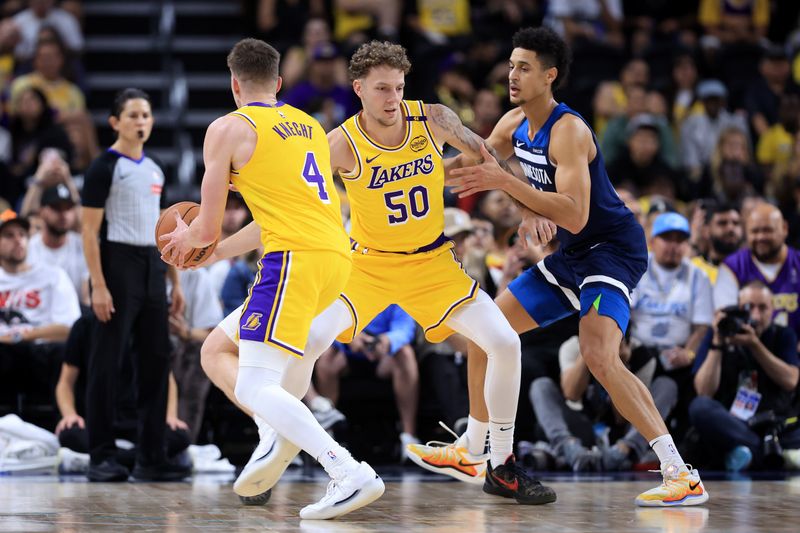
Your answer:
[229,102,349,256]
[338,100,445,252]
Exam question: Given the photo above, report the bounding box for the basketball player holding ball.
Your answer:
[81,88,190,483]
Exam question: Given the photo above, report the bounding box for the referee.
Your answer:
[81,88,188,482]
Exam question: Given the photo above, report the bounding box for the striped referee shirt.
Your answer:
[82,149,166,246]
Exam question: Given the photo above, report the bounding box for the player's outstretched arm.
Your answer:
[449,115,591,235]
[213,220,262,262]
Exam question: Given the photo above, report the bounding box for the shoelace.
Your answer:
[422,421,461,448]
[500,460,540,487]
[647,463,693,487]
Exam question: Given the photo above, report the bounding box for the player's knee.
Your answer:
[487,329,521,361]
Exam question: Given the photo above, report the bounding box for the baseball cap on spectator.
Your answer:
[696,80,727,100]
[444,207,474,238]
[626,113,660,138]
[651,212,690,239]
[0,209,30,233]
[40,183,75,208]
[312,42,338,61]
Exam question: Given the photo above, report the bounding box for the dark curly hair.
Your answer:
[511,27,572,91]
[347,41,411,82]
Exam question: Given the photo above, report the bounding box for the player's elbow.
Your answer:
[562,211,588,234]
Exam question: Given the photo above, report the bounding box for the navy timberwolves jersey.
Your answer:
[512,103,637,250]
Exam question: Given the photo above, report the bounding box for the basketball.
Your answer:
[155,201,217,267]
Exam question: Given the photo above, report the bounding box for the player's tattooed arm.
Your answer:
[427,103,514,175]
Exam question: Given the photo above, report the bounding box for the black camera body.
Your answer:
[717,304,756,338]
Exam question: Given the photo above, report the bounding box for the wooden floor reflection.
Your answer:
[1,474,798,532]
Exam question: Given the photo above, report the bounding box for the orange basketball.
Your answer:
[155,201,218,267]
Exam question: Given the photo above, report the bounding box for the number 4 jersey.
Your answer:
[338,100,444,252]
[228,101,349,256]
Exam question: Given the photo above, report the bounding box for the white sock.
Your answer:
[317,444,357,478]
[649,434,686,471]
[488,421,514,468]
[465,416,488,456]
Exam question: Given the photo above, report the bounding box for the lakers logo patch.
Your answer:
[242,312,263,331]
[410,135,428,152]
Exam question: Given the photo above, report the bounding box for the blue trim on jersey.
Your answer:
[107,148,145,164]
[579,285,631,334]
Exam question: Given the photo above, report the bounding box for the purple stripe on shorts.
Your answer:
[239,251,285,342]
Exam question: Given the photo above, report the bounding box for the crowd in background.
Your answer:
[2,0,800,474]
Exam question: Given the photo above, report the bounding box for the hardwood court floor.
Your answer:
[1,472,799,532]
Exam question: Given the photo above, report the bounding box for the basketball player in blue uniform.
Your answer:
[438,27,708,506]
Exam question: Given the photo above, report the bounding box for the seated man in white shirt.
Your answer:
[630,212,713,431]
[0,209,81,411]
[27,184,89,303]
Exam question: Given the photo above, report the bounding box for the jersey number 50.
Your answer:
[384,185,430,224]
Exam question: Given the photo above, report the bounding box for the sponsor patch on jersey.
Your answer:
[410,135,428,152]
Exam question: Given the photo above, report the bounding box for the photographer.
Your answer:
[691,280,800,471]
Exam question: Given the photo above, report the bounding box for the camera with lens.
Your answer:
[717,304,755,338]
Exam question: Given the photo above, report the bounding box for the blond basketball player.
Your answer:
[200,41,557,505]
[159,38,384,520]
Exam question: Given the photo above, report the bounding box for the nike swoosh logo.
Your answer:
[254,441,276,463]
[492,472,518,492]
[499,426,513,432]
[589,242,606,250]
[366,154,380,164]
[689,481,701,491]
[458,459,483,468]
[514,141,525,148]
[333,488,361,506]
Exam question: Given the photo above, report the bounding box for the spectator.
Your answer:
[12,0,83,63]
[25,183,87,302]
[630,212,713,417]
[667,52,701,128]
[80,89,186,482]
[756,93,800,200]
[0,17,21,88]
[10,36,84,119]
[715,203,800,341]
[54,314,191,467]
[9,35,97,173]
[281,18,348,90]
[745,45,797,138]
[314,304,419,460]
[543,0,624,49]
[601,85,678,169]
[681,79,749,181]
[7,87,73,201]
[702,126,763,203]
[593,59,650,141]
[691,202,744,284]
[334,0,401,44]
[691,281,800,471]
[530,334,675,472]
[699,0,769,44]
[169,268,222,443]
[608,114,680,199]
[0,209,80,404]
[283,42,358,131]
[18,147,77,217]
[470,88,503,139]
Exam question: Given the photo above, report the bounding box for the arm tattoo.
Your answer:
[428,104,513,173]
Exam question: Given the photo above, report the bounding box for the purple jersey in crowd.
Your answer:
[723,247,800,336]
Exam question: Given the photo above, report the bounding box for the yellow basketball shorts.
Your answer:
[336,243,478,344]
[239,250,351,357]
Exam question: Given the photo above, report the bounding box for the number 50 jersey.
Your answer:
[228,101,349,256]
[338,100,445,252]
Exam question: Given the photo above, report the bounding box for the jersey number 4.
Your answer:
[302,152,330,203]
[384,185,430,224]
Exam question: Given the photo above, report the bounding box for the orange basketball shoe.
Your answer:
[405,423,487,485]
[635,464,709,507]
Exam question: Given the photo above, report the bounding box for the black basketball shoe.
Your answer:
[483,454,557,505]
